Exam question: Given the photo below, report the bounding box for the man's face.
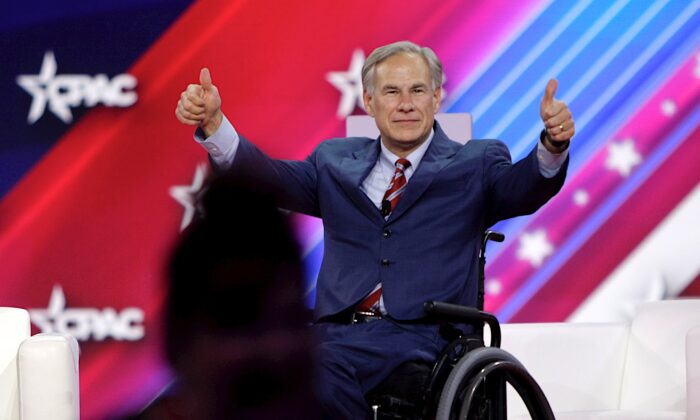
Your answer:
[363,52,441,157]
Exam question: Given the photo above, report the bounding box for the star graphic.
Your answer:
[326,48,366,119]
[169,163,208,231]
[485,278,502,296]
[660,99,676,116]
[572,189,590,207]
[605,138,642,177]
[516,229,554,267]
[16,51,60,124]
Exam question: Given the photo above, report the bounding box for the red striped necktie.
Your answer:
[357,158,411,313]
[380,158,411,217]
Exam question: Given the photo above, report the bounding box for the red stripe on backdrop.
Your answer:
[0,0,542,417]
[680,272,700,297]
[510,123,700,322]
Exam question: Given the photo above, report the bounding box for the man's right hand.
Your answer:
[175,68,223,138]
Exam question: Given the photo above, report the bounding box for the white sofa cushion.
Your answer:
[686,326,700,420]
[501,322,629,417]
[620,299,700,412]
[512,409,684,419]
[0,308,31,420]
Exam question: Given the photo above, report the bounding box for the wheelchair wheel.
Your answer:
[436,347,554,420]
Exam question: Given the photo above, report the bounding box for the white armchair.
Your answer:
[500,299,700,419]
[0,307,80,420]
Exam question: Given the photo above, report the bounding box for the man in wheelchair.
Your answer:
[176,40,574,418]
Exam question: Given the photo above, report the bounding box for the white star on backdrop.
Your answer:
[485,278,502,296]
[516,229,554,267]
[326,49,366,118]
[573,189,590,207]
[16,51,59,123]
[169,163,208,231]
[605,138,642,177]
[660,99,677,116]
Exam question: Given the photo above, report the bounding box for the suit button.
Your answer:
[381,259,390,266]
[383,229,392,238]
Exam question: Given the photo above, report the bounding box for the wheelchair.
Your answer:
[365,231,555,420]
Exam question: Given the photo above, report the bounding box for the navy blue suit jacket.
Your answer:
[229,122,567,321]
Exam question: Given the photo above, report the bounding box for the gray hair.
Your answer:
[361,41,444,93]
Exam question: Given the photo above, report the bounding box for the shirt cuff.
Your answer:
[537,135,569,178]
[194,114,239,171]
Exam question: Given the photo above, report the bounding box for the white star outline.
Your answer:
[170,163,209,231]
[17,51,59,123]
[660,99,677,116]
[605,138,642,177]
[516,229,554,267]
[485,278,502,296]
[572,189,590,207]
[326,49,366,119]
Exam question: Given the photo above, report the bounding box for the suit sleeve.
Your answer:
[225,135,321,217]
[482,140,567,227]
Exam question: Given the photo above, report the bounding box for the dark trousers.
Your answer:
[313,319,447,419]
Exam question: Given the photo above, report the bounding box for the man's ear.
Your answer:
[433,87,442,114]
[363,90,374,117]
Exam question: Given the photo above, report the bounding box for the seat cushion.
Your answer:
[366,359,433,420]
[620,300,700,412]
[501,322,629,416]
[512,410,684,419]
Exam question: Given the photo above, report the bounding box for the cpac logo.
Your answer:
[29,285,145,342]
[16,51,138,124]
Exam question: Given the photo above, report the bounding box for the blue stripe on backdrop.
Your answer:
[445,0,597,127]
[481,0,635,140]
[304,240,323,308]
[509,0,681,160]
[494,0,672,155]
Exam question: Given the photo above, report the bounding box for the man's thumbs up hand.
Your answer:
[541,79,557,113]
[176,67,223,138]
[539,79,574,150]
[200,67,213,92]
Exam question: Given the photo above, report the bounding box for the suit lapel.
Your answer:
[334,139,384,224]
[387,123,459,223]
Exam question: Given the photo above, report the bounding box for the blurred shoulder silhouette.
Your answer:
[123,174,318,419]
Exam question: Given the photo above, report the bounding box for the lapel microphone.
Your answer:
[381,200,391,217]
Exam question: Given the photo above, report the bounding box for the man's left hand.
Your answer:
[540,79,575,151]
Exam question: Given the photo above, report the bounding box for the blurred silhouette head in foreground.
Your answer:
[157,175,317,419]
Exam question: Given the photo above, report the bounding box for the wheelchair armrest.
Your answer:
[424,301,501,348]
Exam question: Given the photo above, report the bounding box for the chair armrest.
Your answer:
[18,333,80,420]
[424,301,501,347]
[0,307,31,420]
[687,326,700,419]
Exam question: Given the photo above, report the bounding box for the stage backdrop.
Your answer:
[2,0,700,417]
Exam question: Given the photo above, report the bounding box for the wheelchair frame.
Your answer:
[366,231,555,420]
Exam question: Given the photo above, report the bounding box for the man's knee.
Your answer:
[314,342,371,418]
